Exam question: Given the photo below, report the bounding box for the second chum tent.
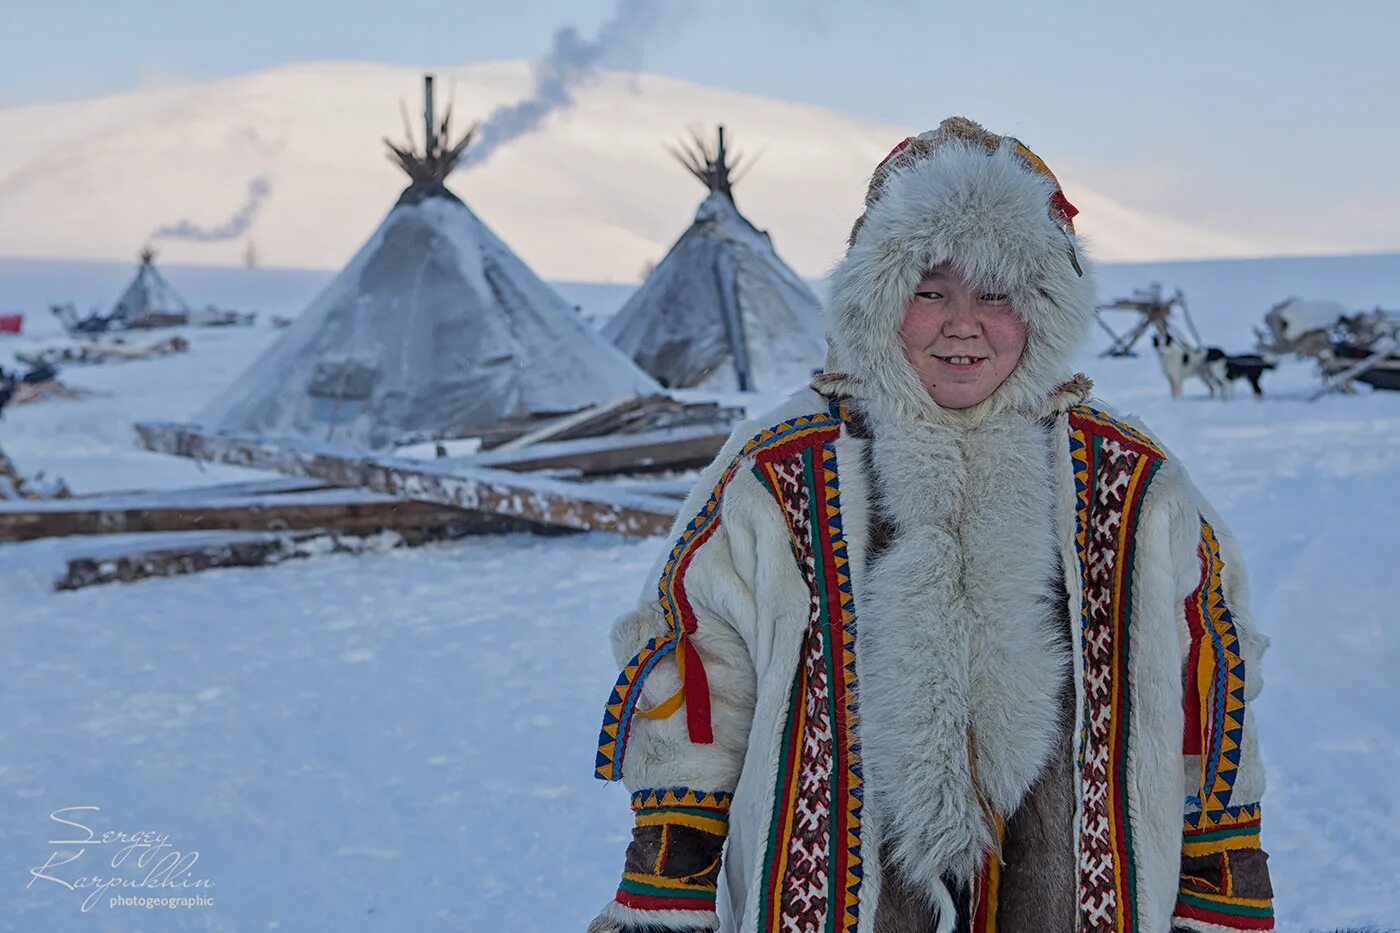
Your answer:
[605,127,826,393]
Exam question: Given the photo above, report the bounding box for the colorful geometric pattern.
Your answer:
[755,453,833,931]
[594,410,842,782]
[1181,802,1262,857]
[1182,517,1248,822]
[614,785,732,914]
[631,787,735,812]
[1068,406,1166,933]
[755,398,864,933]
[1173,888,1274,932]
[1175,516,1274,932]
[1175,802,1273,931]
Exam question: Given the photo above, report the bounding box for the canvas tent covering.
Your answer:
[110,248,191,325]
[199,78,659,450]
[604,127,825,392]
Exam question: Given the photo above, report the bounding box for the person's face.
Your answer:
[898,263,1028,409]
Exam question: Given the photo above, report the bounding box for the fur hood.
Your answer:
[820,119,1096,426]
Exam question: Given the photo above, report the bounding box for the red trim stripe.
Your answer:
[616,889,715,912]
[812,456,852,908]
[1173,900,1274,930]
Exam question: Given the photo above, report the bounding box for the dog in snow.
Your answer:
[1152,333,1276,399]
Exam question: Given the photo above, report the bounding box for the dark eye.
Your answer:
[914,290,944,301]
[980,292,1010,303]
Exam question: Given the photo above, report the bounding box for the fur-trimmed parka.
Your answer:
[588,119,1274,933]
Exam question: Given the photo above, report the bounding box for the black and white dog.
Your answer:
[1151,333,1276,399]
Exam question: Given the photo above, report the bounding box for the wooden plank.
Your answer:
[134,422,680,537]
[56,530,337,590]
[455,424,728,476]
[64,476,326,502]
[0,486,545,541]
[489,394,648,452]
[53,524,505,591]
[43,477,325,510]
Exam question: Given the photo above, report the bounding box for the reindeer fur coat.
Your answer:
[588,124,1273,933]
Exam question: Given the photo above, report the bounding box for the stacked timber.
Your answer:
[4,392,739,590]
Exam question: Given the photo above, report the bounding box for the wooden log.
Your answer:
[489,394,650,451]
[416,396,742,451]
[457,424,729,476]
[0,485,548,542]
[56,530,334,590]
[134,422,680,537]
[53,524,504,591]
[64,476,325,502]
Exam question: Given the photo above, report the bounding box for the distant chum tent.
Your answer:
[199,76,660,450]
[110,248,191,327]
[604,126,826,392]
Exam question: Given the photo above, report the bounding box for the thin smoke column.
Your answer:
[461,0,667,169]
[152,176,272,242]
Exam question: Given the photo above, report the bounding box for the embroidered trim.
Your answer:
[594,411,842,782]
[631,788,734,811]
[1175,842,1275,933]
[1183,517,1248,822]
[1069,406,1166,933]
[615,786,732,914]
[1175,521,1272,930]
[1174,891,1274,928]
[1182,803,1262,858]
[756,400,864,933]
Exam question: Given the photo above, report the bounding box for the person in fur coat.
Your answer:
[587,117,1274,933]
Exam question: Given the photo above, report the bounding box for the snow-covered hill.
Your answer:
[0,60,1282,281]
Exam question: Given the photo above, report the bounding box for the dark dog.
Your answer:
[1152,334,1276,399]
[1222,354,1276,399]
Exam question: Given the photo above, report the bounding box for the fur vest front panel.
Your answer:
[858,405,1069,893]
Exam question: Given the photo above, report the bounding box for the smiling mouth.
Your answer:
[934,354,987,367]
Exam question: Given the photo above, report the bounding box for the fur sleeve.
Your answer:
[1166,468,1275,932]
[590,426,800,932]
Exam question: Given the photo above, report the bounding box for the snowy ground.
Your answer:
[2,258,1398,930]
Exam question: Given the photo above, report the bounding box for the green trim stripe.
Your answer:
[803,446,842,933]
[1185,823,1260,844]
[1115,456,1162,928]
[637,805,731,820]
[618,878,716,901]
[759,656,806,922]
[1176,891,1273,918]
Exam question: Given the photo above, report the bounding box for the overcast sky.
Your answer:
[3,0,1397,256]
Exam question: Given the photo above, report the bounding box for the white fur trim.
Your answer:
[826,140,1095,427]
[1125,458,1195,925]
[856,412,1067,893]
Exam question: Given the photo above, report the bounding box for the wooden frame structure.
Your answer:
[1095,283,1202,357]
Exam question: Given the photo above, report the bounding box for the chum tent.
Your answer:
[603,126,825,392]
[198,76,660,450]
[109,248,191,326]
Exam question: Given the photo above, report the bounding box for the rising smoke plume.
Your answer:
[151,176,272,242]
[461,0,669,169]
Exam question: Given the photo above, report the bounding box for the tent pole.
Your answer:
[424,75,436,155]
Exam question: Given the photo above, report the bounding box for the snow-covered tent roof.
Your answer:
[604,127,825,392]
[1264,298,1350,340]
[109,248,190,325]
[198,77,659,450]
